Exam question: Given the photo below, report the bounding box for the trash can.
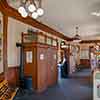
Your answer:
[24,76,32,90]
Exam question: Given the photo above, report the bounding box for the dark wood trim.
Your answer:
[68,39,100,43]
[80,59,90,68]
[80,40,100,43]
[22,32,58,47]
[0,72,4,82]
[0,0,71,41]
[3,14,8,72]
[0,72,4,75]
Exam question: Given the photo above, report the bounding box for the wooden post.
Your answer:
[3,14,8,72]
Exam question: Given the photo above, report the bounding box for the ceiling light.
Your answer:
[28,4,36,12]
[21,10,28,18]
[91,12,100,16]
[73,26,81,43]
[37,8,44,16]
[96,13,100,16]
[91,12,97,15]
[18,6,25,14]
[32,12,38,19]
[18,0,44,19]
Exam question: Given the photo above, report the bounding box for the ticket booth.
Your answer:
[21,32,58,92]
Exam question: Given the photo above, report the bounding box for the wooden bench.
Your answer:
[0,80,18,100]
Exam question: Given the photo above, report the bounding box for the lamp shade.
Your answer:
[37,8,44,16]
[72,26,81,43]
[73,34,81,43]
[18,6,25,14]
[28,4,36,12]
[18,0,44,19]
[21,10,28,18]
[32,12,38,19]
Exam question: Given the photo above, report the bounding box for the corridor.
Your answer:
[14,68,92,100]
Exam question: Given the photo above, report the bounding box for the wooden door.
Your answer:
[23,47,34,76]
[23,46,37,89]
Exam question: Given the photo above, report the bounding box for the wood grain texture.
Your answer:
[6,67,19,86]
[3,15,8,72]
[0,72,4,82]
[23,42,58,92]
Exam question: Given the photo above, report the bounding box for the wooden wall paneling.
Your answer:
[47,47,52,86]
[80,59,90,68]
[0,72,4,82]
[6,67,18,86]
[36,45,48,92]
[47,47,58,86]
[51,47,58,85]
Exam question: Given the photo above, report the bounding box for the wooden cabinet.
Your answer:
[22,32,58,92]
[23,43,58,92]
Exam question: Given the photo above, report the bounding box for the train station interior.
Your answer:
[1,0,100,100]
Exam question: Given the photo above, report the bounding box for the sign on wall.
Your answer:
[26,51,32,63]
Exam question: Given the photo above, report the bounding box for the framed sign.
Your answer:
[26,51,32,63]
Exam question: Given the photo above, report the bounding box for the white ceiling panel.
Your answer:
[7,0,100,40]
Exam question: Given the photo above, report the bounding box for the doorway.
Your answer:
[58,47,70,80]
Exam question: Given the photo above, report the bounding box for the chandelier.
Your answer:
[18,0,44,19]
[73,26,81,43]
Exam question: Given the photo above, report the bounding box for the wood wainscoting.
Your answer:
[0,72,4,82]
[80,59,90,68]
[6,67,19,86]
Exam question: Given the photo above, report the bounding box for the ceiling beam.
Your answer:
[0,0,71,41]
[80,40,100,43]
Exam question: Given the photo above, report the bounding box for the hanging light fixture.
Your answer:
[18,0,44,19]
[73,26,81,43]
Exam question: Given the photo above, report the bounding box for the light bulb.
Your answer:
[21,10,28,18]
[91,12,97,16]
[18,6,25,14]
[28,4,36,12]
[32,12,38,19]
[37,8,44,16]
